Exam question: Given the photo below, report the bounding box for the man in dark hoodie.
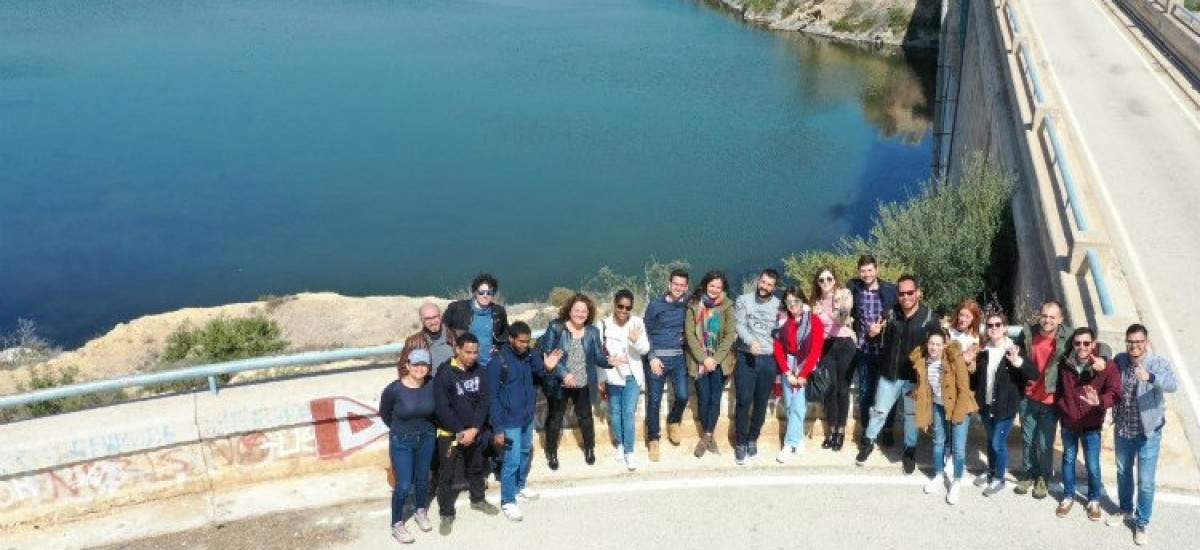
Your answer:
[433,333,498,534]
[1054,327,1120,522]
[642,268,690,461]
[855,275,939,473]
[486,322,559,523]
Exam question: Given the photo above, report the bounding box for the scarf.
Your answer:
[696,294,724,353]
[1069,355,1095,378]
[791,309,813,373]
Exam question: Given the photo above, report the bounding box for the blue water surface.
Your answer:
[0,0,934,347]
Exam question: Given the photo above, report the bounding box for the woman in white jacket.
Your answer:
[598,289,650,471]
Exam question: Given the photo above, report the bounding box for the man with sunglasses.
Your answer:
[444,273,510,367]
[1013,300,1074,499]
[855,274,938,474]
[1054,327,1120,522]
[1108,324,1178,545]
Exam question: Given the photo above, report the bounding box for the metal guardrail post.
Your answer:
[208,375,219,395]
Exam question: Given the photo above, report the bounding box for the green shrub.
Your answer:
[1186,0,1199,12]
[745,0,779,14]
[547,287,577,309]
[887,6,909,34]
[840,153,1016,314]
[783,250,909,292]
[148,316,289,393]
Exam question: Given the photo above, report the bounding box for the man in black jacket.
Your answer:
[433,333,499,534]
[443,273,510,366]
[855,275,940,473]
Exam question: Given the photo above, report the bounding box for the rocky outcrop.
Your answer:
[716,0,941,48]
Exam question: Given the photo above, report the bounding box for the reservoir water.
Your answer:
[0,0,935,347]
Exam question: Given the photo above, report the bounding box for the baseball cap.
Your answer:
[408,349,432,365]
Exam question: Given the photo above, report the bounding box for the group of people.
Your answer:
[379,260,1178,546]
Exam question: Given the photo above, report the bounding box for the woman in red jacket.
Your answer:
[773,286,825,462]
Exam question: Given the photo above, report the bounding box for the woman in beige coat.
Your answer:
[911,328,978,505]
[684,270,737,459]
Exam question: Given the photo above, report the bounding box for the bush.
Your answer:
[887,6,909,34]
[148,316,289,393]
[547,287,577,309]
[1,318,59,369]
[783,250,909,292]
[839,153,1016,314]
[1,364,126,423]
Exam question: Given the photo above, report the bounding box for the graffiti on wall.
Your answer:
[0,396,388,512]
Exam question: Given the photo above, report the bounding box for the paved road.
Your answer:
[1021,0,1200,450]
[99,472,1200,549]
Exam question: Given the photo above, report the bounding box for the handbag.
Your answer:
[805,359,832,402]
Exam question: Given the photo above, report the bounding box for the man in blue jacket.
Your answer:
[1108,324,1178,545]
[486,322,560,522]
[642,268,690,461]
[433,333,498,534]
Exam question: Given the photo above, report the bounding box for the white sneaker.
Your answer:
[924,473,945,494]
[625,453,639,471]
[776,447,795,463]
[973,473,991,487]
[983,479,1006,497]
[501,502,523,522]
[517,488,540,502]
[613,444,625,462]
[947,479,962,505]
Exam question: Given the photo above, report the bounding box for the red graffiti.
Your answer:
[310,397,388,459]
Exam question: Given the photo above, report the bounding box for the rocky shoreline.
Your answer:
[713,0,940,49]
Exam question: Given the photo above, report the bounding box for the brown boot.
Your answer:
[666,422,682,446]
[648,440,661,462]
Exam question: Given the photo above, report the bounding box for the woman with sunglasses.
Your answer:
[912,328,978,504]
[540,293,610,470]
[685,270,738,458]
[379,349,438,543]
[810,266,857,451]
[442,273,510,366]
[773,286,825,462]
[598,289,650,470]
[971,312,1038,496]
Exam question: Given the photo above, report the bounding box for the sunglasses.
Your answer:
[986,322,1004,328]
[818,277,834,283]
[476,289,495,296]
[898,290,917,297]
[1072,340,1093,347]
[615,304,633,311]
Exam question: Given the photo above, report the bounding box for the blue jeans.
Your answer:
[864,377,918,448]
[856,351,892,433]
[389,430,435,525]
[931,404,968,479]
[981,412,1016,480]
[644,354,688,440]
[780,374,807,448]
[734,352,777,445]
[1116,429,1162,528]
[608,375,640,452]
[1020,398,1059,479]
[500,420,535,505]
[1061,426,1103,501]
[694,367,726,434]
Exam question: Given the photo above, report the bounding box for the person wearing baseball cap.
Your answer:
[379,348,437,543]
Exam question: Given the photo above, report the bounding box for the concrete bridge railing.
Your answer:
[940,0,1142,343]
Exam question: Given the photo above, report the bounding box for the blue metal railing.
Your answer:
[1087,249,1116,315]
[1018,46,1046,104]
[1043,117,1091,232]
[0,329,549,411]
[0,343,403,409]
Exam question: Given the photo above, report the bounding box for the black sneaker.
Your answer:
[747,441,758,459]
[470,500,500,516]
[734,444,747,465]
[902,447,916,475]
[438,515,455,536]
[855,439,874,465]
